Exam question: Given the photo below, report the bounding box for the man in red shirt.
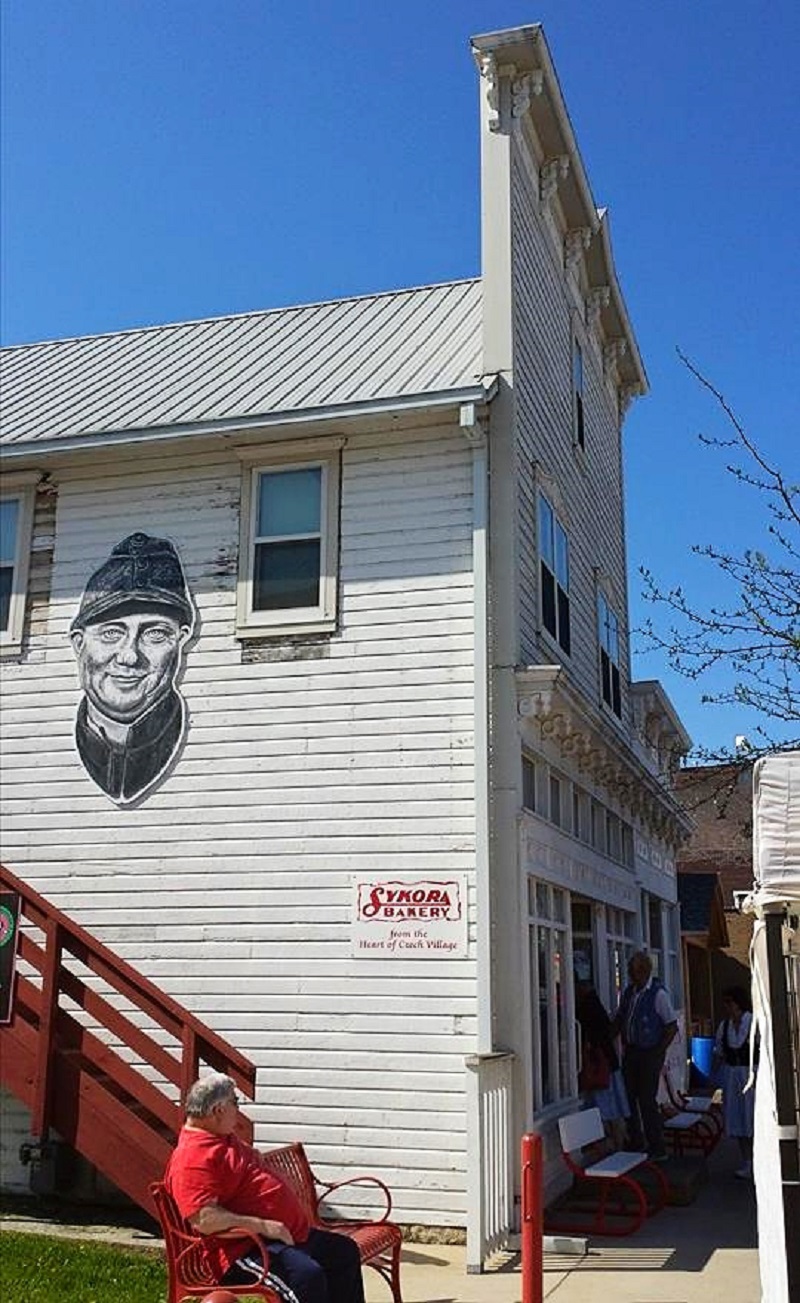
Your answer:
[165,1073,365,1302]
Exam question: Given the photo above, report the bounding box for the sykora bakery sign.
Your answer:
[352,875,467,958]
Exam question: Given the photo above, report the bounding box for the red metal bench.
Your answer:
[660,1071,723,1157]
[151,1180,285,1302]
[547,1107,668,1236]
[261,1141,403,1303]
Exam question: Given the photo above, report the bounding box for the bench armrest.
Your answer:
[199,1228,271,1280]
[317,1175,393,1224]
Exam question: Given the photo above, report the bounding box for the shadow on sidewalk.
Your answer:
[543,1139,756,1275]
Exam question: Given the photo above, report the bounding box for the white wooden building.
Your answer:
[0,25,690,1260]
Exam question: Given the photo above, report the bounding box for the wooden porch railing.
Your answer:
[0,862,257,1216]
[465,1050,516,1271]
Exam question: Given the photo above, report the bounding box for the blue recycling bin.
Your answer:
[690,1036,715,1087]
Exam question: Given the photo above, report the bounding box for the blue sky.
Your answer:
[2,0,798,753]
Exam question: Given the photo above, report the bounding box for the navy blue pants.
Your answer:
[623,1044,666,1156]
[223,1227,365,1303]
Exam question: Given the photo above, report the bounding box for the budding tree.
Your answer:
[640,351,799,761]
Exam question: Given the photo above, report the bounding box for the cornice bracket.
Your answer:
[539,155,571,210]
[564,227,593,272]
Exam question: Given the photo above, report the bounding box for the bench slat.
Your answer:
[584,1152,648,1178]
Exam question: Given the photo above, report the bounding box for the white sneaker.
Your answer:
[734,1162,753,1180]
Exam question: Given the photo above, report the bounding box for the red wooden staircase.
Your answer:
[0,862,256,1218]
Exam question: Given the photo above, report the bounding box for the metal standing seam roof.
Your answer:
[0,279,484,450]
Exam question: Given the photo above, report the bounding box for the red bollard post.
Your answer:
[521,1132,543,1303]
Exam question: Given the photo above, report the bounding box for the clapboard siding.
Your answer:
[0,415,478,1222]
[510,142,631,724]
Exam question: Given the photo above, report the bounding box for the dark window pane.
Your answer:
[253,539,320,611]
[549,775,561,827]
[541,563,556,637]
[575,394,585,447]
[611,664,621,717]
[572,901,592,932]
[0,566,12,632]
[522,757,537,811]
[557,586,571,655]
[601,648,611,705]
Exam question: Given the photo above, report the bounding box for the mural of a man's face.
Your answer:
[70,532,196,805]
[71,609,188,723]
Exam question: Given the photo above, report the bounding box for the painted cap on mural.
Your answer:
[71,533,194,631]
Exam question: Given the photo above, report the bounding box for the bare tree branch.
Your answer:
[639,354,799,760]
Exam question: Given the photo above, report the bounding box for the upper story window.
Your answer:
[538,492,571,655]
[0,475,37,654]
[237,446,341,637]
[572,340,585,449]
[598,592,621,717]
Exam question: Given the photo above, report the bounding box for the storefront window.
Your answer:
[529,880,573,1110]
[605,905,635,1013]
[647,895,664,977]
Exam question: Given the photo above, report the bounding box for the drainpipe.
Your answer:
[461,402,493,1053]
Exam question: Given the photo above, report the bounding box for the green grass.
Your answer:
[0,1230,266,1302]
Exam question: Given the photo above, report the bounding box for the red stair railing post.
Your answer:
[180,1024,199,1106]
[521,1132,543,1303]
[31,917,62,1140]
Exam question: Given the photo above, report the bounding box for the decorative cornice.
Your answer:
[603,338,628,381]
[511,68,543,126]
[516,665,693,845]
[539,155,570,208]
[564,227,592,272]
[479,56,543,135]
[585,285,611,327]
[618,382,641,419]
[479,52,501,133]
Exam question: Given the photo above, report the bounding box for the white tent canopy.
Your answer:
[752,751,800,906]
[747,751,800,1303]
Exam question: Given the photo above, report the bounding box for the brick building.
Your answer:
[675,761,754,1035]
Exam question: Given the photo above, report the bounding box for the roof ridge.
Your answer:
[0,278,481,354]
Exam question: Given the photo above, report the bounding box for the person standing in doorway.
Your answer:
[610,951,678,1161]
[713,986,756,1180]
[574,970,630,1148]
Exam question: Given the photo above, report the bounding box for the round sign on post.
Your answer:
[0,892,21,1025]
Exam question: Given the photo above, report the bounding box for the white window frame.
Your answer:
[528,879,574,1111]
[538,491,571,655]
[236,440,342,638]
[0,471,38,655]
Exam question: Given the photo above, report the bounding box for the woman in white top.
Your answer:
[713,985,756,1179]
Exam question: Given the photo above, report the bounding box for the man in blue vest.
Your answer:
[610,951,678,1161]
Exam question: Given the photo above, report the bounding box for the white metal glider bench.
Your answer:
[549,1107,669,1236]
[660,1072,723,1158]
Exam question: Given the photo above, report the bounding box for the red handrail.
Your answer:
[0,861,257,1210]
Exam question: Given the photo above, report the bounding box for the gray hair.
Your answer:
[184,1072,236,1118]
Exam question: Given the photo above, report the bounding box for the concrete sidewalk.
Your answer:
[0,1139,759,1303]
[366,1138,759,1303]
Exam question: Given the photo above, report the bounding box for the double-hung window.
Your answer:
[237,446,340,636]
[598,592,621,716]
[0,474,37,654]
[573,340,585,449]
[538,492,570,654]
